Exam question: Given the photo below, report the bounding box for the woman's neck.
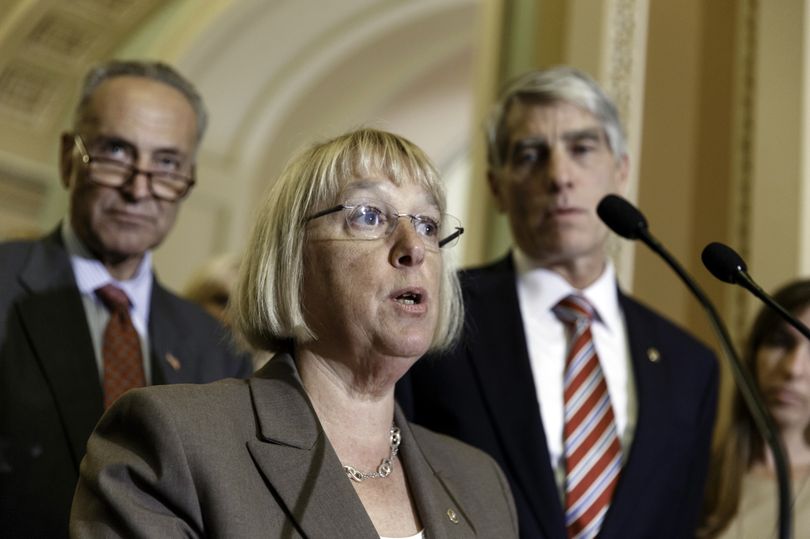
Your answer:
[296,349,396,449]
[760,427,810,471]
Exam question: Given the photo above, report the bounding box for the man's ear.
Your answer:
[487,169,507,213]
[59,132,75,189]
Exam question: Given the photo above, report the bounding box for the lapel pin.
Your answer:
[165,353,182,371]
[646,347,661,363]
[446,508,459,524]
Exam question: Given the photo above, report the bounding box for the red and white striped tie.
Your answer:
[553,294,622,539]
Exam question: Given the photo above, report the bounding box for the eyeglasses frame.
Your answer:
[305,202,464,249]
[72,134,196,202]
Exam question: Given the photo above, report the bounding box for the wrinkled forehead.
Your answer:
[77,76,199,153]
[504,98,602,137]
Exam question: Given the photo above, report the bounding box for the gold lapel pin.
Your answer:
[647,347,661,363]
[447,508,459,524]
[165,353,182,371]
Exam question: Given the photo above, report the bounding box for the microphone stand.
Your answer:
[735,271,810,341]
[638,230,791,539]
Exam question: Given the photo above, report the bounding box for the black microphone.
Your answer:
[702,241,810,342]
[700,241,746,284]
[595,193,648,240]
[598,195,791,539]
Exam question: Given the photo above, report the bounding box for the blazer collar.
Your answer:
[463,256,682,536]
[146,283,188,386]
[397,409,480,538]
[246,354,482,538]
[15,230,104,468]
[245,354,378,537]
[599,293,675,535]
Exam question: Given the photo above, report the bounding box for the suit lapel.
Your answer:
[462,256,566,537]
[147,283,184,385]
[245,355,378,538]
[15,233,103,468]
[600,292,671,534]
[396,408,477,538]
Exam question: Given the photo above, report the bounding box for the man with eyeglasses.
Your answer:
[397,67,719,538]
[0,60,252,538]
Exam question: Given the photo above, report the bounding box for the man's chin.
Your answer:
[94,236,159,263]
[521,238,604,265]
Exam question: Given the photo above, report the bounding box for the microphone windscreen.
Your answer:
[701,242,748,284]
[596,194,648,239]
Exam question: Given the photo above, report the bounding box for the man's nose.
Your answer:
[545,147,573,190]
[121,170,152,200]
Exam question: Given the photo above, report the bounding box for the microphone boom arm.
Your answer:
[736,271,810,342]
[639,229,792,539]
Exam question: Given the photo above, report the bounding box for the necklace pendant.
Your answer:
[341,423,401,482]
[378,459,393,478]
[344,465,365,482]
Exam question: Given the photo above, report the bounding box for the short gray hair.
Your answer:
[74,60,208,144]
[486,66,626,169]
[232,128,463,353]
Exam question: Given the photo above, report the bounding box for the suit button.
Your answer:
[647,347,661,362]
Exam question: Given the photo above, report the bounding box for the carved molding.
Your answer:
[731,0,758,341]
[600,0,647,291]
[604,0,639,130]
[0,0,163,131]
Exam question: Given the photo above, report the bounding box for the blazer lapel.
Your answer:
[147,283,185,386]
[396,408,477,538]
[462,256,566,537]
[600,292,673,534]
[15,233,103,468]
[245,355,378,538]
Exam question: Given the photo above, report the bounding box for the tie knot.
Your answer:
[552,294,595,326]
[95,284,131,313]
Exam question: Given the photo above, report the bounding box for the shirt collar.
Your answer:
[513,248,621,331]
[61,220,154,320]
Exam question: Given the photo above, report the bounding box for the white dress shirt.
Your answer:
[62,221,154,384]
[513,249,637,500]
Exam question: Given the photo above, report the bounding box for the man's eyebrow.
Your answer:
[561,127,604,142]
[512,137,549,149]
[151,147,187,158]
[92,135,136,153]
[94,135,188,159]
[511,127,604,148]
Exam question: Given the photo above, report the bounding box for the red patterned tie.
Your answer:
[553,295,622,539]
[96,285,145,408]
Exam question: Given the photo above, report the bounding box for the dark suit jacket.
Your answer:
[0,231,252,538]
[397,255,719,539]
[70,353,519,538]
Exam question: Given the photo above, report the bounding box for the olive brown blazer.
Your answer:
[71,353,519,538]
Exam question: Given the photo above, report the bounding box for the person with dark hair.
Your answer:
[0,60,251,538]
[70,128,518,537]
[701,279,810,538]
[397,66,719,538]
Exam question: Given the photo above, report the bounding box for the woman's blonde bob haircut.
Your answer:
[232,128,463,354]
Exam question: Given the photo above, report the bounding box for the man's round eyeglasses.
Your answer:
[305,200,464,250]
[73,135,195,202]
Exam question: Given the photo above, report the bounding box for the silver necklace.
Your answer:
[343,424,401,482]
